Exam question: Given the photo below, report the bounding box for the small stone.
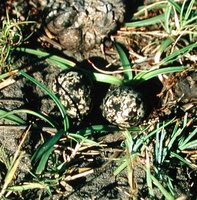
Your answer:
[101,86,146,128]
[174,72,197,103]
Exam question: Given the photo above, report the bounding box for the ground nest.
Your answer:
[0,0,197,199]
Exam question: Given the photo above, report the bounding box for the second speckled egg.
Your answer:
[101,86,146,128]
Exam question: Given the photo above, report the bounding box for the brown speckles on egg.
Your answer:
[101,86,146,128]
[52,70,92,121]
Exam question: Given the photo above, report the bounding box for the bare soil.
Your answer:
[0,0,196,199]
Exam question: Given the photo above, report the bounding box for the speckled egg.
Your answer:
[101,86,146,128]
[52,70,92,121]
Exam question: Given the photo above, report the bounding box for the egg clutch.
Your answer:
[52,69,146,128]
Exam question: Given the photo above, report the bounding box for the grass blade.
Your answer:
[7,182,48,191]
[76,124,119,136]
[168,0,181,13]
[114,42,133,81]
[183,0,195,22]
[134,118,175,151]
[133,1,167,18]
[0,152,24,198]
[171,152,195,169]
[35,146,54,174]
[164,3,172,34]
[133,66,187,84]
[114,159,127,176]
[181,140,197,150]
[145,149,154,197]
[91,72,123,85]
[20,71,69,131]
[179,128,197,150]
[0,109,58,128]
[0,70,18,80]
[0,109,26,124]
[154,38,173,63]
[16,47,75,68]
[32,129,64,174]
[159,42,197,66]
[150,174,174,200]
[125,14,165,27]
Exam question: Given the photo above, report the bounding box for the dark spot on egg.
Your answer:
[52,70,93,121]
[101,86,146,128]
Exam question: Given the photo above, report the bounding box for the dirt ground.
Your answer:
[0,0,196,199]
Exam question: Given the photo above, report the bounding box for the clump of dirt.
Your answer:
[44,0,125,51]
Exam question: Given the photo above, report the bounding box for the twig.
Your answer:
[0,125,57,133]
